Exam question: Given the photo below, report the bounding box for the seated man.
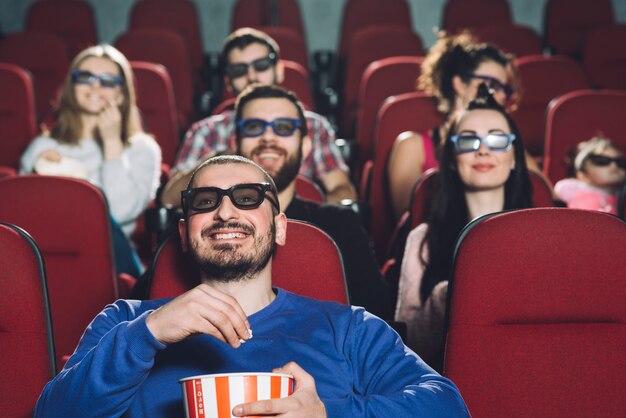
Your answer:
[234,83,393,319]
[35,155,469,417]
[161,27,356,206]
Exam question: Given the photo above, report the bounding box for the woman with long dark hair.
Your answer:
[395,85,533,370]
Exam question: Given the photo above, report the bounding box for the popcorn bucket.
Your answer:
[180,372,294,418]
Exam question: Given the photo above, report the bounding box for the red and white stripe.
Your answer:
[181,373,294,418]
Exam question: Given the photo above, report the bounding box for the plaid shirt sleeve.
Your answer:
[301,111,350,181]
[171,112,235,176]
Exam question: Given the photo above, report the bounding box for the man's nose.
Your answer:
[213,195,239,221]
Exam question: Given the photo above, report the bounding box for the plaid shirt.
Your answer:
[172,110,348,181]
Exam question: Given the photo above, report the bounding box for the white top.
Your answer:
[20,133,162,237]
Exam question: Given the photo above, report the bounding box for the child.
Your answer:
[555,137,625,215]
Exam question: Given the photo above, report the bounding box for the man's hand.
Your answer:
[232,362,327,417]
[145,284,251,348]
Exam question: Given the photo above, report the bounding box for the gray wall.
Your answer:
[1,0,626,54]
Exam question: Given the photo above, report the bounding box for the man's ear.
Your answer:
[178,219,189,252]
[301,135,312,160]
[274,213,287,247]
[224,75,233,93]
[452,75,467,97]
[576,170,590,183]
[275,60,285,85]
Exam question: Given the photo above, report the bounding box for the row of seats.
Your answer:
[4,205,624,416]
[362,89,626,263]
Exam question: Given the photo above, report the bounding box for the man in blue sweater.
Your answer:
[35,155,469,417]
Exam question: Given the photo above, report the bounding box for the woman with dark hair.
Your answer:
[20,44,162,275]
[395,85,533,371]
[387,32,525,220]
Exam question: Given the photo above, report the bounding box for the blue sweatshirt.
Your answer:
[35,288,469,417]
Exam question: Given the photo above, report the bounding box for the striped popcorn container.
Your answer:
[180,372,294,418]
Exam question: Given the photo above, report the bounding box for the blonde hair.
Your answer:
[573,136,622,172]
[52,44,141,145]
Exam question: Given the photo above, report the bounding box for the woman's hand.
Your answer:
[37,149,62,163]
[98,100,124,160]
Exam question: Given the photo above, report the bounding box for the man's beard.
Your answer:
[189,220,276,283]
[252,144,302,192]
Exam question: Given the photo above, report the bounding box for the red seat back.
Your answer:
[257,26,309,72]
[444,208,626,416]
[0,175,118,369]
[543,0,614,58]
[0,31,70,120]
[26,0,97,58]
[473,24,543,58]
[0,222,55,417]
[0,63,37,169]
[543,89,626,183]
[368,92,444,262]
[115,29,194,129]
[147,220,348,304]
[337,0,412,69]
[512,55,589,157]
[342,25,424,136]
[582,23,626,90]
[129,0,204,76]
[295,175,325,203]
[355,56,422,176]
[442,0,512,34]
[131,61,180,167]
[232,0,306,42]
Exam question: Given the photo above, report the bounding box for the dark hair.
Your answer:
[418,84,532,301]
[184,155,280,216]
[419,31,519,115]
[233,84,308,145]
[221,27,281,71]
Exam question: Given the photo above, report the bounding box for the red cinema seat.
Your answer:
[0,31,70,120]
[444,208,626,417]
[512,55,589,158]
[582,24,626,90]
[0,222,56,417]
[0,175,118,370]
[295,175,325,203]
[341,25,424,137]
[26,0,97,58]
[442,0,512,35]
[232,0,306,42]
[131,61,180,168]
[543,0,614,58]
[337,0,412,71]
[115,29,194,130]
[354,56,422,178]
[146,220,348,304]
[129,0,205,85]
[366,92,444,263]
[543,89,626,183]
[473,24,543,58]
[0,63,37,170]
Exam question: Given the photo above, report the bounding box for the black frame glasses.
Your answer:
[181,183,280,215]
[224,53,277,78]
[450,133,516,153]
[587,154,626,169]
[237,118,301,137]
[465,74,513,99]
[71,70,124,88]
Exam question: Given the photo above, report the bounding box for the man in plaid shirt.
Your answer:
[161,28,356,206]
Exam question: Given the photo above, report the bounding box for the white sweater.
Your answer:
[20,134,162,237]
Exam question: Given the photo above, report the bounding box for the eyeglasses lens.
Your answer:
[72,70,123,88]
[588,154,626,169]
[240,119,298,137]
[227,56,273,78]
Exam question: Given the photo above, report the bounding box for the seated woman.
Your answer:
[555,136,625,215]
[395,85,533,371]
[387,31,527,220]
[20,44,162,276]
